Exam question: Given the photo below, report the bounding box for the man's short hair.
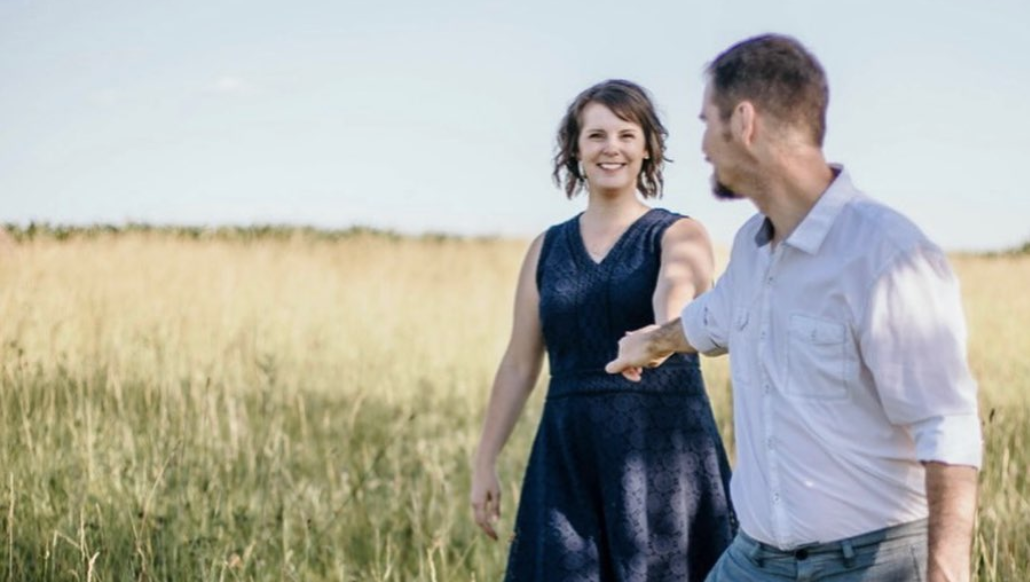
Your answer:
[707,34,829,146]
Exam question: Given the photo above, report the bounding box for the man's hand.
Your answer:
[605,325,662,381]
[606,319,695,381]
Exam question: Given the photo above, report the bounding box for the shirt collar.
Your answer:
[752,164,859,254]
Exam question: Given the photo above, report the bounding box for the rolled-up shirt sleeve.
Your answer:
[859,244,982,468]
[682,260,734,357]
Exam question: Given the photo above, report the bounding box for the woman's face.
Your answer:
[576,102,648,195]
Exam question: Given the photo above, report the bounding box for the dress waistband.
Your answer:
[546,363,704,399]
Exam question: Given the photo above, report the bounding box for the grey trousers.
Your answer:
[705,519,928,582]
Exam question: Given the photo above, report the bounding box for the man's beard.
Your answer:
[710,175,744,200]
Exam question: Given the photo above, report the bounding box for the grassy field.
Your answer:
[0,229,1026,581]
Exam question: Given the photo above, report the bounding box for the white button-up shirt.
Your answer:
[682,167,981,549]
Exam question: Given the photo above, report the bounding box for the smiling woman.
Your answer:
[576,103,649,205]
[551,79,669,200]
[470,79,734,582]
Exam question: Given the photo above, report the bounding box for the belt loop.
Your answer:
[747,541,766,568]
[841,539,855,568]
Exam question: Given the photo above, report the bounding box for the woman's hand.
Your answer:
[470,463,502,540]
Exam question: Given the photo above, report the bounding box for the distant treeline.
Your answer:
[2,222,1026,254]
[972,238,1030,257]
[0,222,494,243]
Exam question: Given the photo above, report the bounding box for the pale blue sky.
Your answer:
[2,0,1028,250]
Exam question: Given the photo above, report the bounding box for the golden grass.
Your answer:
[0,233,1026,580]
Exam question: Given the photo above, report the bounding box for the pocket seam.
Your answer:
[786,314,848,401]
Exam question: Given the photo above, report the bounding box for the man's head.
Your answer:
[706,34,829,147]
[700,34,829,200]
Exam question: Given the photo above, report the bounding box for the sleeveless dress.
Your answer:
[505,208,735,582]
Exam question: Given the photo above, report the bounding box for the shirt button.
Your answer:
[764,384,771,394]
[767,438,774,449]
[773,493,781,503]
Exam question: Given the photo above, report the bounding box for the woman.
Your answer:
[471,80,734,581]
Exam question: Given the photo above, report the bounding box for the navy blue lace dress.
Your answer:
[505,208,735,582]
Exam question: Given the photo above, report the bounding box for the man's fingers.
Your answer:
[605,358,624,374]
[606,358,644,381]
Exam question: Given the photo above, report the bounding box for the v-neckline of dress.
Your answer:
[572,208,656,267]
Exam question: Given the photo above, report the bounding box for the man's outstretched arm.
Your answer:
[605,318,697,382]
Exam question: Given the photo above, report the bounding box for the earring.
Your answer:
[577,161,586,179]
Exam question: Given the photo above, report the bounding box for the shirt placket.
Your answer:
[760,243,790,548]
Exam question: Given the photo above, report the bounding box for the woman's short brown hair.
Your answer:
[552,79,669,199]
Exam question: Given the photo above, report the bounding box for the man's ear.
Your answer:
[732,101,756,146]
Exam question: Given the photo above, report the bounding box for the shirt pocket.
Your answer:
[786,314,848,401]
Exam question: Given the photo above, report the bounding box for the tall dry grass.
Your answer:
[0,232,1025,580]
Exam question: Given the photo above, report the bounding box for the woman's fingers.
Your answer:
[471,488,500,540]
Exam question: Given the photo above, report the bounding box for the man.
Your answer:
[606,34,981,581]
